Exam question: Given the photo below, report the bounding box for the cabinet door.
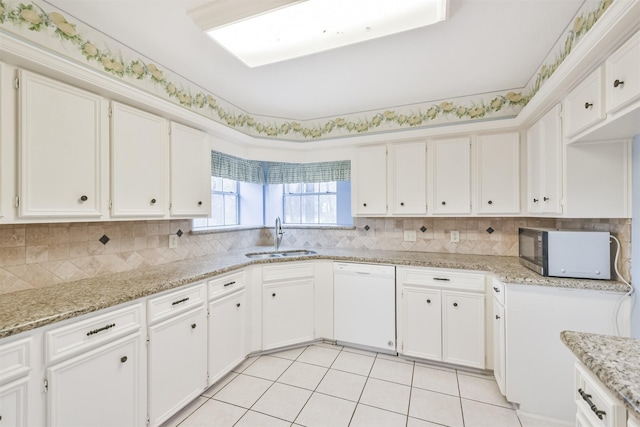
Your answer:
[429,138,471,214]
[442,291,485,369]
[47,333,144,427]
[263,280,314,350]
[526,120,542,213]
[111,102,168,217]
[476,133,520,214]
[527,105,562,215]
[492,301,506,395]
[208,290,245,385]
[354,145,387,215]
[606,31,640,114]
[563,67,605,138]
[170,122,211,217]
[400,287,441,361]
[18,70,106,218]
[391,142,426,215]
[0,378,28,427]
[148,307,207,427]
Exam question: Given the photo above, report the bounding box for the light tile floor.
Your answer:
[161,343,568,427]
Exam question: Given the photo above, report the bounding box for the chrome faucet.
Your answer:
[274,217,284,251]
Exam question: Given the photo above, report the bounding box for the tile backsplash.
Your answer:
[0,217,630,295]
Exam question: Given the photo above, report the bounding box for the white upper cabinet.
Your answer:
[526,105,563,214]
[390,142,426,215]
[428,138,471,215]
[169,123,211,217]
[606,30,640,114]
[563,67,605,138]
[353,145,387,215]
[475,133,520,214]
[564,141,630,218]
[110,102,169,218]
[18,70,108,219]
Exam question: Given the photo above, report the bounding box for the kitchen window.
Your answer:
[283,182,337,224]
[193,177,239,228]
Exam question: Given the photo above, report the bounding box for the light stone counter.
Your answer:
[0,247,629,339]
[561,331,640,416]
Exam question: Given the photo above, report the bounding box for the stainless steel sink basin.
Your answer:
[245,250,316,259]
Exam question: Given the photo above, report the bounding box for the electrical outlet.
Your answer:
[450,230,460,243]
[404,230,416,242]
[169,234,178,249]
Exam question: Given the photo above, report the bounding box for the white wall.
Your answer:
[632,134,640,338]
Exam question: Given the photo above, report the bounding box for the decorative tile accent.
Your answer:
[99,235,110,245]
[364,225,370,231]
[176,229,183,237]
[420,226,427,233]
[486,227,495,234]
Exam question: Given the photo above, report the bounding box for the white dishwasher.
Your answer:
[333,262,396,353]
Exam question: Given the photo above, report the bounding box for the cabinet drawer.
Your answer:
[397,268,484,292]
[208,270,245,300]
[148,282,206,325]
[0,338,31,384]
[263,262,314,282]
[490,277,505,305]
[575,362,626,427]
[45,303,142,365]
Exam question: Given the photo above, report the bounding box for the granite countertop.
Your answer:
[561,331,640,416]
[0,246,630,339]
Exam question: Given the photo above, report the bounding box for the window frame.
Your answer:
[282,181,338,225]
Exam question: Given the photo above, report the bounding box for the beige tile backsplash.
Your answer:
[0,217,630,295]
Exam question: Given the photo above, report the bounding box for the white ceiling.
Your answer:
[44,0,585,121]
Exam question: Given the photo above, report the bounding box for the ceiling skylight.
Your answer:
[203,0,450,68]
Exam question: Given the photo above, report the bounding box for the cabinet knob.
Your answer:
[493,286,500,293]
[426,299,431,304]
[363,203,367,207]
[453,302,458,307]
[400,202,404,206]
[533,198,538,203]
[191,323,197,329]
[80,195,88,202]
[198,201,203,206]
[543,196,549,201]
[441,201,446,206]
[120,356,128,363]
[272,293,276,297]
[614,79,624,88]
[236,303,241,308]
[488,200,493,205]
[584,102,593,109]
[495,315,501,320]
[150,198,157,204]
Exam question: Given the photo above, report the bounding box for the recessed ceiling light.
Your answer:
[201,0,450,68]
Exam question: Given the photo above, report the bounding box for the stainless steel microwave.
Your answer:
[518,227,611,279]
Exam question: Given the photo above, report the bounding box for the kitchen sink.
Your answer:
[245,249,316,259]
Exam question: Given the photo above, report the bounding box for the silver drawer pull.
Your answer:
[223,281,236,287]
[433,277,450,282]
[578,388,606,420]
[172,297,190,306]
[87,323,115,336]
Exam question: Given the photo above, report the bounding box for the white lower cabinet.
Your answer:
[574,362,626,427]
[47,333,143,427]
[397,267,485,369]
[0,334,43,427]
[44,303,146,427]
[441,290,485,368]
[262,262,314,350]
[207,270,247,385]
[147,284,207,427]
[491,280,506,395]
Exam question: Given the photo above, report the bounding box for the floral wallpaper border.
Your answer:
[0,0,614,141]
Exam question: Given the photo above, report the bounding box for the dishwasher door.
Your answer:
[333,263,396,353]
